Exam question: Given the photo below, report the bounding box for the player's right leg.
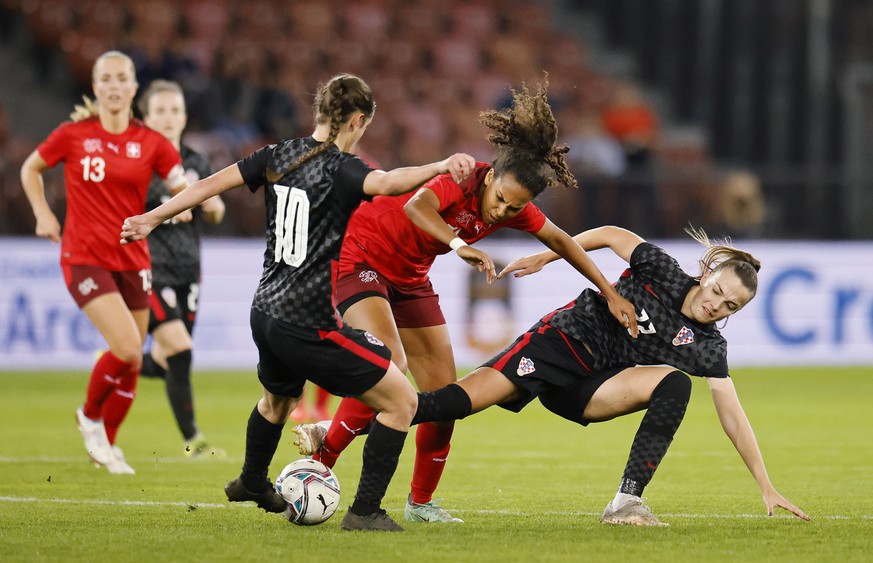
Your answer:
[341,362,416,532]
[295,294,405,464]
[400,324,462,522]
[78,287,147,473]
[225,389,295,513]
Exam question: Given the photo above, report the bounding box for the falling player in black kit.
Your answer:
[121,74,476,532]
[409,225,810,525]
[138,80,226,458]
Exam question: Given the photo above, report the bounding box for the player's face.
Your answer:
[688,268,753,324]
[92,56,138,115]
[479,170,534,225]
[144,91,187,145]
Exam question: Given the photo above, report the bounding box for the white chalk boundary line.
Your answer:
[0,455,236,464]
[0,496,869,520]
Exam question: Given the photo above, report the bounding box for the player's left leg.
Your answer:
[584,366,691,526]
[400,324,462,523]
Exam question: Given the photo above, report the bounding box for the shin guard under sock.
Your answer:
[411,384,472,426]
[241,406,284,492]
[410,422,454,504]
[165,350,197,440]
[84,351,132,419]
[619,371,691,496]
[350,420,407,516]
[101,366,139,444]
[318,397,375,468]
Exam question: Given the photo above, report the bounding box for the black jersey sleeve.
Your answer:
[631,242,694,306]
[334,156,375,207]
[237,145,272,192]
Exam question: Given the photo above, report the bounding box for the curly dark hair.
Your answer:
[479,75,576,196]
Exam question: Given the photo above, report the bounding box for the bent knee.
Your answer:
[657,370,692,401]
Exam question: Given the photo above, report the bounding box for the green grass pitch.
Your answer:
[1,367,871,562]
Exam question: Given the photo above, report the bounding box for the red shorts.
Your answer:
[62,264,151,310]
[335,261,445,328]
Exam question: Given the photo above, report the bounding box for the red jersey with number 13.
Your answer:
[340,163,547,287]
[37,117,182,270]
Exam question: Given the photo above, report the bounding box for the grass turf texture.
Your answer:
[1,367,871,562]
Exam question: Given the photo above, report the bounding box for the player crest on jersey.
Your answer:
[126,142,141,158]
[672,326,695,346]
[364,331,384,346]
[358,270,379,284]
[161,287,178,308]
[516,356,536,376]
[83,138,103,153]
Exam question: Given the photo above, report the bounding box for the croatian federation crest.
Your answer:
[516,357,536,376]
[364,332,384,346]
[672,326,694,346]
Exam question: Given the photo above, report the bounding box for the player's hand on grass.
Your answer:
[764,489,810,521]
[457,245,496,284]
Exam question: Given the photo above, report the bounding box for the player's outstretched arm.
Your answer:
[707,376,810,521]
[363,153,475,197]
[121,164,243,244]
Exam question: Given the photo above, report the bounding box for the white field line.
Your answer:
[0,496,869,520]
[0,456,237,464]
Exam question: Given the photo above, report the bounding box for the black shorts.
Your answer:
[482,321,625,425]
[148,283,199,334]
[249,309,393,399]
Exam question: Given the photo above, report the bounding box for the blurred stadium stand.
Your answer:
[0,0,870,239]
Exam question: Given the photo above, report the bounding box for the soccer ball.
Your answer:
[275,458,341,525]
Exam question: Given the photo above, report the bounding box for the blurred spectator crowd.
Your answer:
[1,0,752,239]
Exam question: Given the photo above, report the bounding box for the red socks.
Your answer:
[410,422,454,505]
[83,351,138,444]
[316,397,375,468]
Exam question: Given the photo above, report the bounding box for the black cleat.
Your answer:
[224,478,287,513]
[341,508,405,532]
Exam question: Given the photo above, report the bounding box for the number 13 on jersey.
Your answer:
[80,156,106,182]
[273,184,310,267]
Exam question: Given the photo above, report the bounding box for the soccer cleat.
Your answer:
[105,445,136,475]
[75,406,115,466]
[404,496,463,523]
[601,495,668,526]
[184,433,227,459]
[224,477,287,513]
[292,423,326,456]
[341,509,405,532]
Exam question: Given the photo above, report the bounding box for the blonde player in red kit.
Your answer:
[20,51,186,474]
[293,79,638,523]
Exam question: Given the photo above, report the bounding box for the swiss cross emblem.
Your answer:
[126,142,141,158]
[672,326,695,346]
[516,357,536,376]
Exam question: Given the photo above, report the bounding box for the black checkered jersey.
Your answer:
[546,242,730,378]
[146,145,211,286]
[237,137,374,329]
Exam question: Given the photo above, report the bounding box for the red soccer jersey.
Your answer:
[340,162,547,286]
[37,117,182,270]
